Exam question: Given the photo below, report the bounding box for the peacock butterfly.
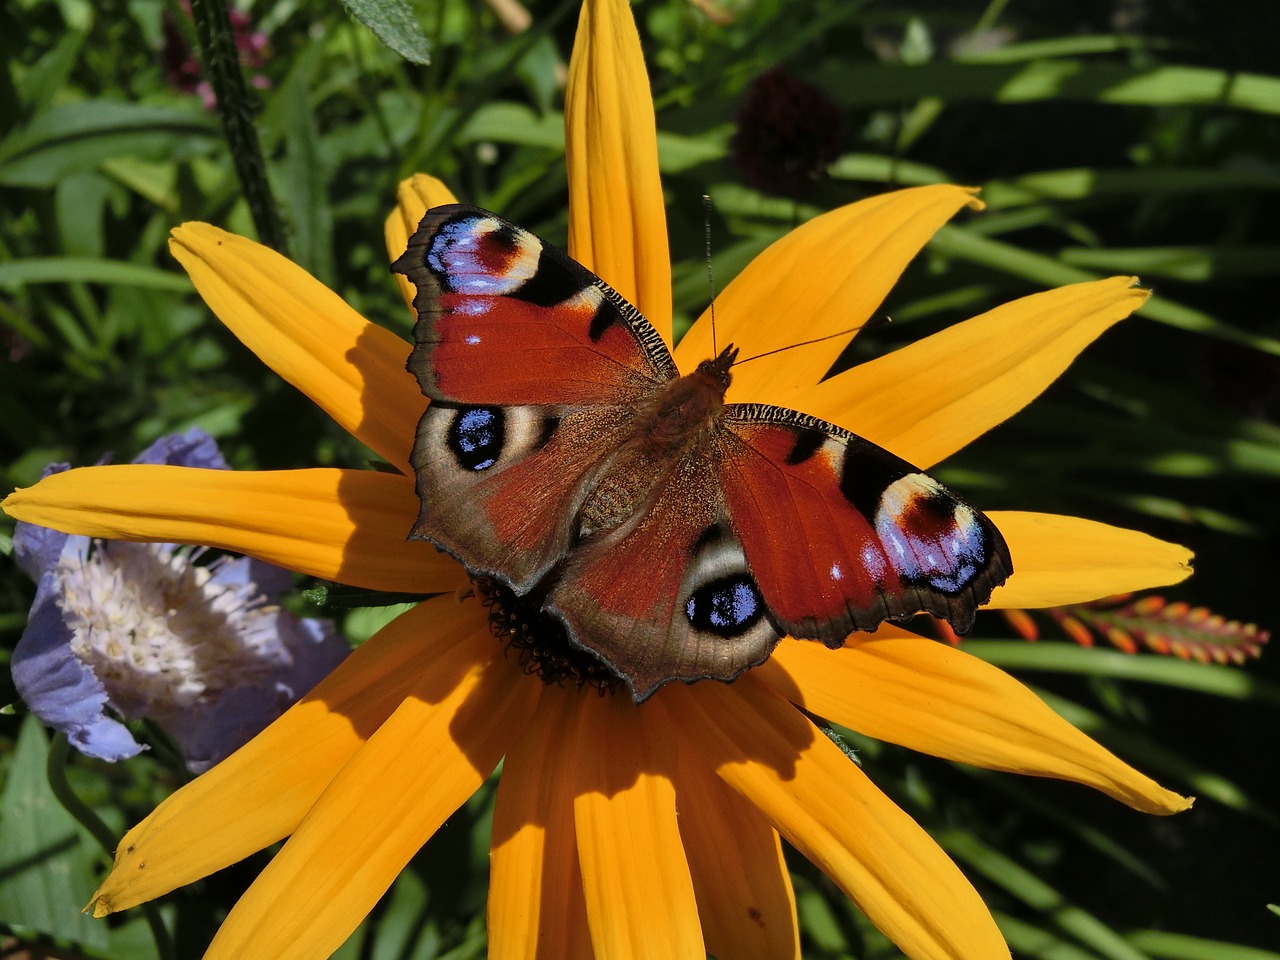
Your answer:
[393,204,1013,701]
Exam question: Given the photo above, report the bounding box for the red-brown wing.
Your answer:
[717,404,1012,642]
[409,403,638,592]
[547,452,783,702]
[393,204,677,406]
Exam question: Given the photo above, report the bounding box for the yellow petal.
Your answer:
[171,222,421,474]
[674,185,981,397]
[386,174,460,311]
[89,598,490,914]
[564,0,671,335]
[987,511,1193,608]
[570,692,704,960]
[204,640,538,960]
[801,276,1149,468]
[1,465,464,594]
[490,686,594,960]
[763,630,1192,815]
[673,729,799,960]
[661,677,1009,960]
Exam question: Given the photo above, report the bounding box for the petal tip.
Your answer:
[1,487,27,518]
[85,893,114,919]
[1148,791,1195,816]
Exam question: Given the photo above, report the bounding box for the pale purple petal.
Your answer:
[176,685,283,774]
[274,615,348,702]
[134,427,228,469]
[213,554,293,598]
[11,574,145,762]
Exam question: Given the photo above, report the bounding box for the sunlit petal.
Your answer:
[570,692,703,959]
[988,511,1193,608]
[673,726,799,960]
[205,640,538,960]
[490,686,593,960]
[2,466,463,594]
[675,185,981,396]
[764,630,1192,814]
[565,0,671,335]
[663,678,1009,960]
[386,174,461,311]
[90,599,490,914]
[801,276,1149,467]
[171,222,420,473]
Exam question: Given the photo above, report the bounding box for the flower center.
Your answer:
[477,578,623,695]
[56,542,289,722]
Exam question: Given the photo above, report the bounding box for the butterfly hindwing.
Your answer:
[409,402,641,591]
[717,404,1012,642]
[547,448,783,701]
[393,204,677,407]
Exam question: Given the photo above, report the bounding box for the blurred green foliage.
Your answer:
[2,0,1278,957]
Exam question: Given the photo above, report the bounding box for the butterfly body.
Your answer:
[394,204,1012,700]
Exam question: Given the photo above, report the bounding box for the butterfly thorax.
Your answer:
[576,346,737,536]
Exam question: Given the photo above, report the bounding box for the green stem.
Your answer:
[47,736,176,960]
[189,0,289,252]
[47,734,117,854]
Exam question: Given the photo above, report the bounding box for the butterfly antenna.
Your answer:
[733,316,890,367]
[704,193,718,357]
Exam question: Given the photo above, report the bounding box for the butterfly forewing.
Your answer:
[395,205,681,590]
[717,404,1013,640]
[393,204,677,406]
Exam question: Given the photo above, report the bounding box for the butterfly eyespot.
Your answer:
[685,574,766,637]
[874,473,988,594]
[448,406,505,471]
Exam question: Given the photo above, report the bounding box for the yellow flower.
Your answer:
[2,1,1194,957]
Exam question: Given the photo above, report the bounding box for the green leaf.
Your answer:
[1127,930,1280,960]
[1059,245,1280,281]
[957,34,1171,64]
[340,0,431,66]
[0,717,108,949]
[15,28,88,109]
[0,257,192,292]
[459,101,564,151]
[942,830,1153,960]
[814,61,1280,114]
[964,641,1280,705]
[270,44,335,285]
[981,166,1280,210]
[996,910,1112,960]
[0,101,217,188]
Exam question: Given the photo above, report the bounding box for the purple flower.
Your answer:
[11,428,348,773]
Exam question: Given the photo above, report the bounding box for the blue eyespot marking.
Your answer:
[874,473,988,594]
[448,406,504,471]
[429,219,538,295]
[686,575,765,637]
